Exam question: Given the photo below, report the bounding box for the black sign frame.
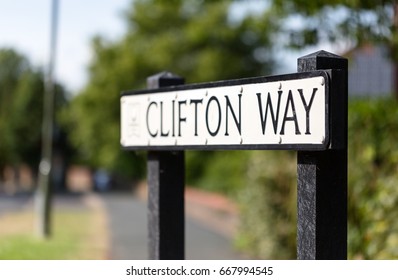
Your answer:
[121,70,331,151]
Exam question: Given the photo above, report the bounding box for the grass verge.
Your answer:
[0,195,109,259]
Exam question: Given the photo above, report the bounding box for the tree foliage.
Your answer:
[0,49,45,173]
[0,48,67,177]
[271,0,395,51]
[63,0,279,177]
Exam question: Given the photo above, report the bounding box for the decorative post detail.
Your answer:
[147,72,185,260]
[297,51,348,259]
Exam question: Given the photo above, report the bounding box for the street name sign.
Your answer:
[121,71,329,150]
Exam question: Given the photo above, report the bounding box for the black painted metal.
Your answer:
[147,72,185,260]
[297,51,348,259]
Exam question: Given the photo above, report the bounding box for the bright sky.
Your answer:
[0,0,130,94]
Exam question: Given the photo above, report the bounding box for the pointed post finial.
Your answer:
[298,50,348,72]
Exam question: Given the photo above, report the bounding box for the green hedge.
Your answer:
[348,99,398,259]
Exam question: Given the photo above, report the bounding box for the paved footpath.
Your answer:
[0,192,37,217]
[102,193,246,260]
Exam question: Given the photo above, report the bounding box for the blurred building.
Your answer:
[347,44,395,98]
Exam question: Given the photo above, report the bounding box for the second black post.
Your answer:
[296,51,348,259]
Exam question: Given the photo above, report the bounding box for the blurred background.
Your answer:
[1,0,398,260]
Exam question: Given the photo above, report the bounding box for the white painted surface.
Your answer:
[121,76,327,149]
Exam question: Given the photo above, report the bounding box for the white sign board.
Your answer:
[121,72,329,150]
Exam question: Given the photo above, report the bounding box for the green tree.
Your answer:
[270,1,394,50]
[11,70,45,170]
[0,49,45,178]
[63,0,279,178]
[0,49,29,172]
[0,48,67,180]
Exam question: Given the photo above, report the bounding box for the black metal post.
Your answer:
[147,72,185,260]
[297,51,348,259]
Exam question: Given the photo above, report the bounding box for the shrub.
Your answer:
[347,99,398,259]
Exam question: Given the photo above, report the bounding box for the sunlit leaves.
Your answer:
[64,0,278,176]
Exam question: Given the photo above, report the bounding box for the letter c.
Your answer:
[146,101,158,137]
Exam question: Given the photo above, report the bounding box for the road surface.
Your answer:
[102,193,246,260]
